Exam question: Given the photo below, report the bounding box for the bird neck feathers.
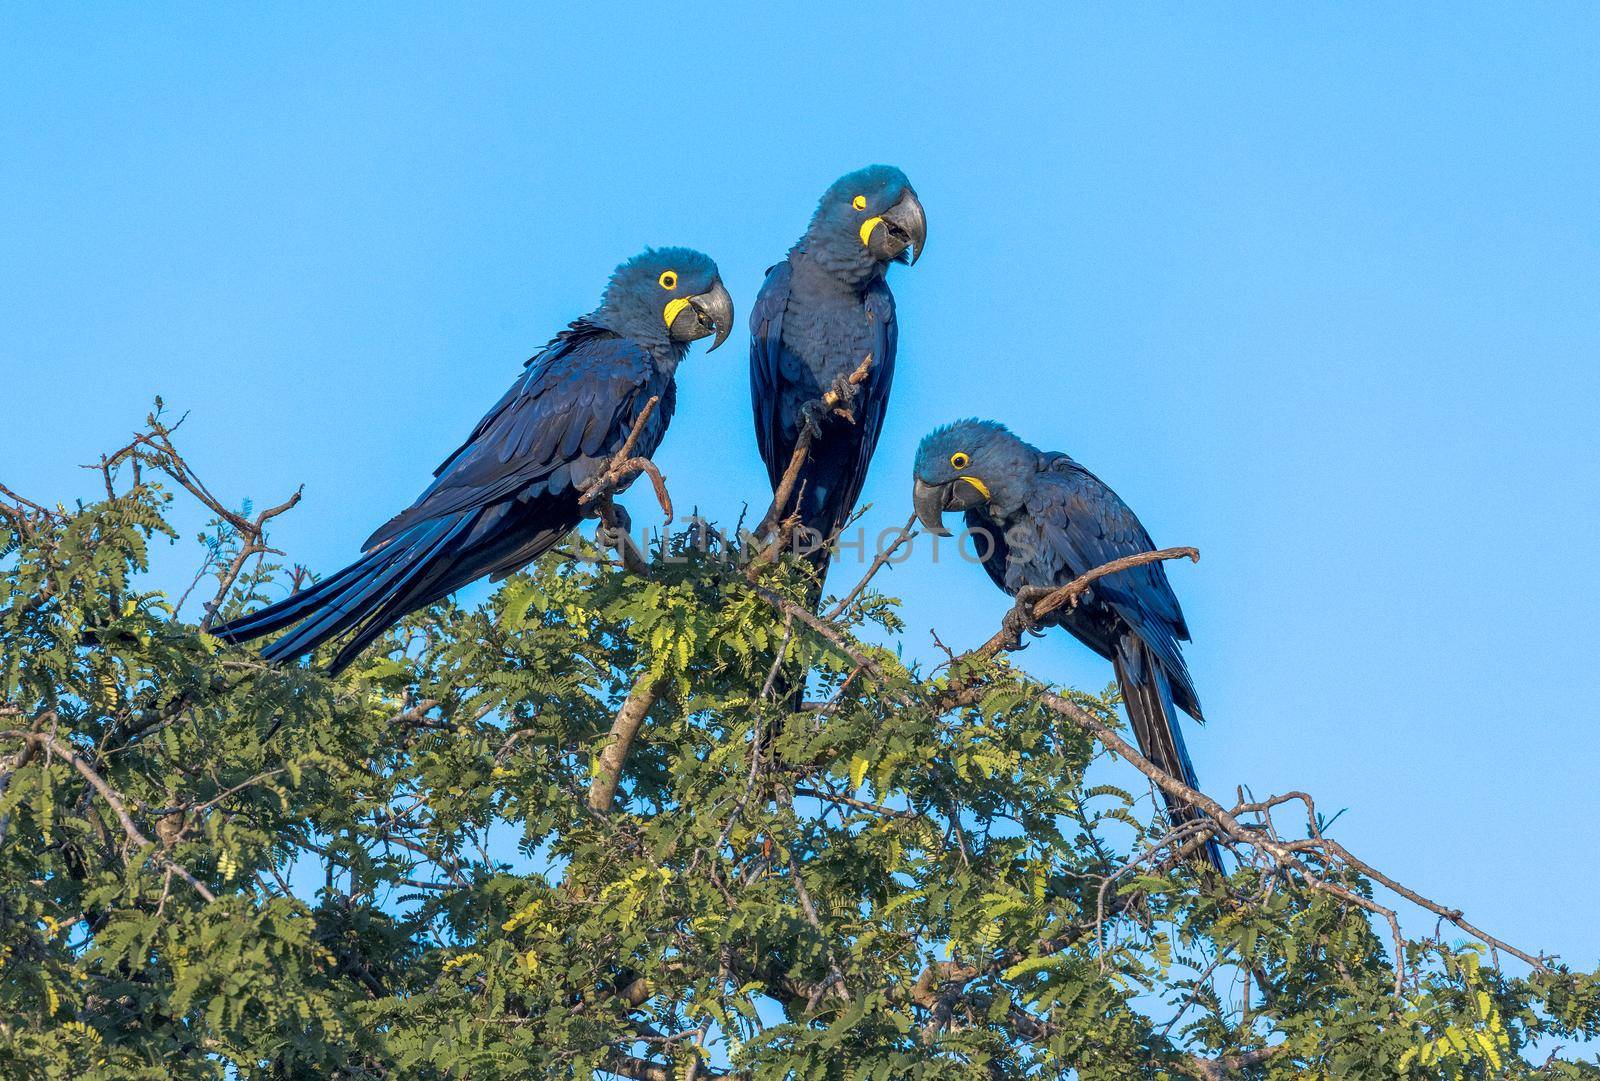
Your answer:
[580,310,689,376]
[790,238,885,295]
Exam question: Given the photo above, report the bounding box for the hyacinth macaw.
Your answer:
[750,165,926,598]
[213,248,732,674]
[913,419,1221,870]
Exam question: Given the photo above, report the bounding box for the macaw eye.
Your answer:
[658,270,678,290]
[851,195,867,211]
[949,452,970,469]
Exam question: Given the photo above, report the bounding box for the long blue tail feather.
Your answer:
[1114,637,1225,873]
[212,513,477,672]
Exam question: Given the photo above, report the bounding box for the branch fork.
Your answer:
[580,396,674,575]
[579,396,673,521]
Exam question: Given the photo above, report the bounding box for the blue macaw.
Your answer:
[913,419,1221,869]
[213,248,732,674]
[750,165,926,597]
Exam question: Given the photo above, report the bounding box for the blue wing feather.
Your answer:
[977,449,1215,867]
[748,261,793,490]
[214,319,673,672]
[852,281,898,506]
[1016,458,1200,717]
[748,264,897,529]
[364,323,663,550]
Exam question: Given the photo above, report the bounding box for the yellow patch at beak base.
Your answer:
[859,215,884,248]
[958,475,991,500]
[662,297,692,329]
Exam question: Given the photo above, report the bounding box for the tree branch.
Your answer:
[751,584,898,690]
[580,396,673,524]
[966,546,1200,661]
[822,514,917,620]
[1031,685,1550,974]
[1182,1044,1287,1080]
[587,672,669,813]
[0,730,216,902]
[757,352,874,546]
[604,1052,724,1081]
[84,404,303,628]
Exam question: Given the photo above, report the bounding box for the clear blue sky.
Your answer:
[4,3,1598,985]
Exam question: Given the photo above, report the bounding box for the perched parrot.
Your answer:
[912,419,1221,870]
[750,165,926,599]
[212,248,732,674]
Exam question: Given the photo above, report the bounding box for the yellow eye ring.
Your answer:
[851,194,867,211]
[949,452,970,469]
[658,270,678,290]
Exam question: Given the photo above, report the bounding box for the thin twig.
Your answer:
[751,585,894,687]
[793,785,915,819]
[823,514,918,620]
[966,547,1199,661]
[0,730,216,902]
[1030,687,1547,973]
[782,825,852,1006]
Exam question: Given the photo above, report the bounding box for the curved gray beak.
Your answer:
[879,189,927,266]
[683,278,734,351]
[913,478,952,535]
[913,476,988,536]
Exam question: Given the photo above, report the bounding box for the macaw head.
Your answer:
[596,247,734,353]
[912,418,1034,535]
[802,165,927,281]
